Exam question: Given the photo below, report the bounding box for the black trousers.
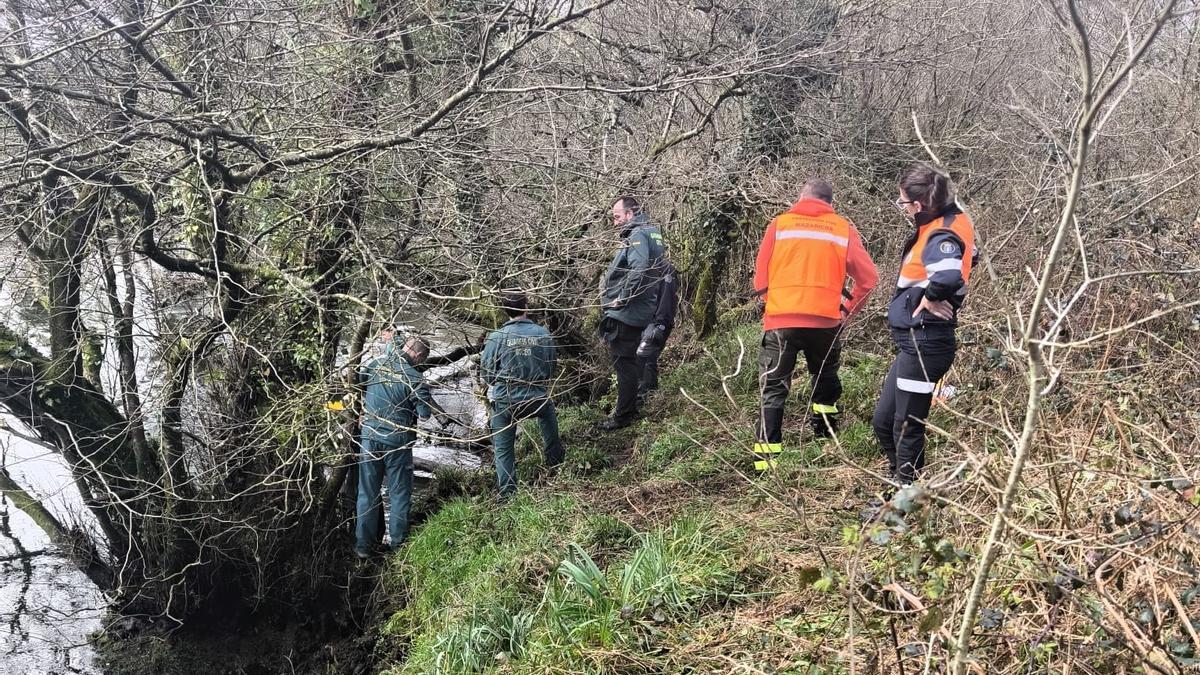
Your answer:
[757,326,842,442]
[602,318,643,421]
[873,328,956,485]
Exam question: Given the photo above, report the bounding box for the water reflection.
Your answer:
[2,433,103,674]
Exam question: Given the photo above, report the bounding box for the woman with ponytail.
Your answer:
[873,163,976,487]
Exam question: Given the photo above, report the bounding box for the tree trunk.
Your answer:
[97,232,154,476]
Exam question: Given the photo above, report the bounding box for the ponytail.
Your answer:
[899,162,953,213]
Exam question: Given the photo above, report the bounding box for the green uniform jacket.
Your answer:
[481,318,556,403]
[359,343,435,448]
[601,214,667,328]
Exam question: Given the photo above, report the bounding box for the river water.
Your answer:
[0,256,488,673]
[1,429,106,674]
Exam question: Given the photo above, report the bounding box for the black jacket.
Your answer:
[639,261,679,350]
[652,260,679,329]
[887,203,973,331]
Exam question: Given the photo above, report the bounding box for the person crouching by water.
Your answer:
[482,292,565,498]
[356,330,443,559]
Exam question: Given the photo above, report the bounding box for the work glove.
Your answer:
[636,324,665,357]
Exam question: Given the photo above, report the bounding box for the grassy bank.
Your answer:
[369,315,1200,674]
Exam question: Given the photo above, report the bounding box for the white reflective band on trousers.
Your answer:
[775,230,849,246]
[897,275,930,288]
[924,257,963,273]
[897,377,937,393]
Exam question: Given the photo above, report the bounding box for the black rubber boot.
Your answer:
[599,412,640,431]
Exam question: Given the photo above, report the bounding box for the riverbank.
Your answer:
[0,289,493,675]
[363,316,1200,673]
[91,463,488,675]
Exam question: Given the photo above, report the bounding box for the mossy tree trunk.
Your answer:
[0,466,114,590]
[0,326,141,599]
[688,1,840,337]
[691,198,744,337]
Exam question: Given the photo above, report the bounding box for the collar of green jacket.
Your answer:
[384,339,417,364]
[620,213,651,238]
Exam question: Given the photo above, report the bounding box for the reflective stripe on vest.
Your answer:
[896,212,975,291]
[775,230,850,247]
[766,212,851,320]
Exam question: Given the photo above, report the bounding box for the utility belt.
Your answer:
[599,316,642,344]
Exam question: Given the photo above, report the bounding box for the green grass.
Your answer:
[666,323,763,405]
[366,313,1169,674]
[383,493,583,672]
[384,495,748,674]
[523,515,745,669]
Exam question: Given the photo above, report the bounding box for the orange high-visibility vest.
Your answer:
[765,211,851,319]
[897,212,975,290]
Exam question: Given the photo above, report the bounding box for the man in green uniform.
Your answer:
[356,331,442,558]
[482,292,564,497]
[599,196,666,430]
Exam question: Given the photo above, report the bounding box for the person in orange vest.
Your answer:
[873,163,975,486]
[753,178,878,470]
